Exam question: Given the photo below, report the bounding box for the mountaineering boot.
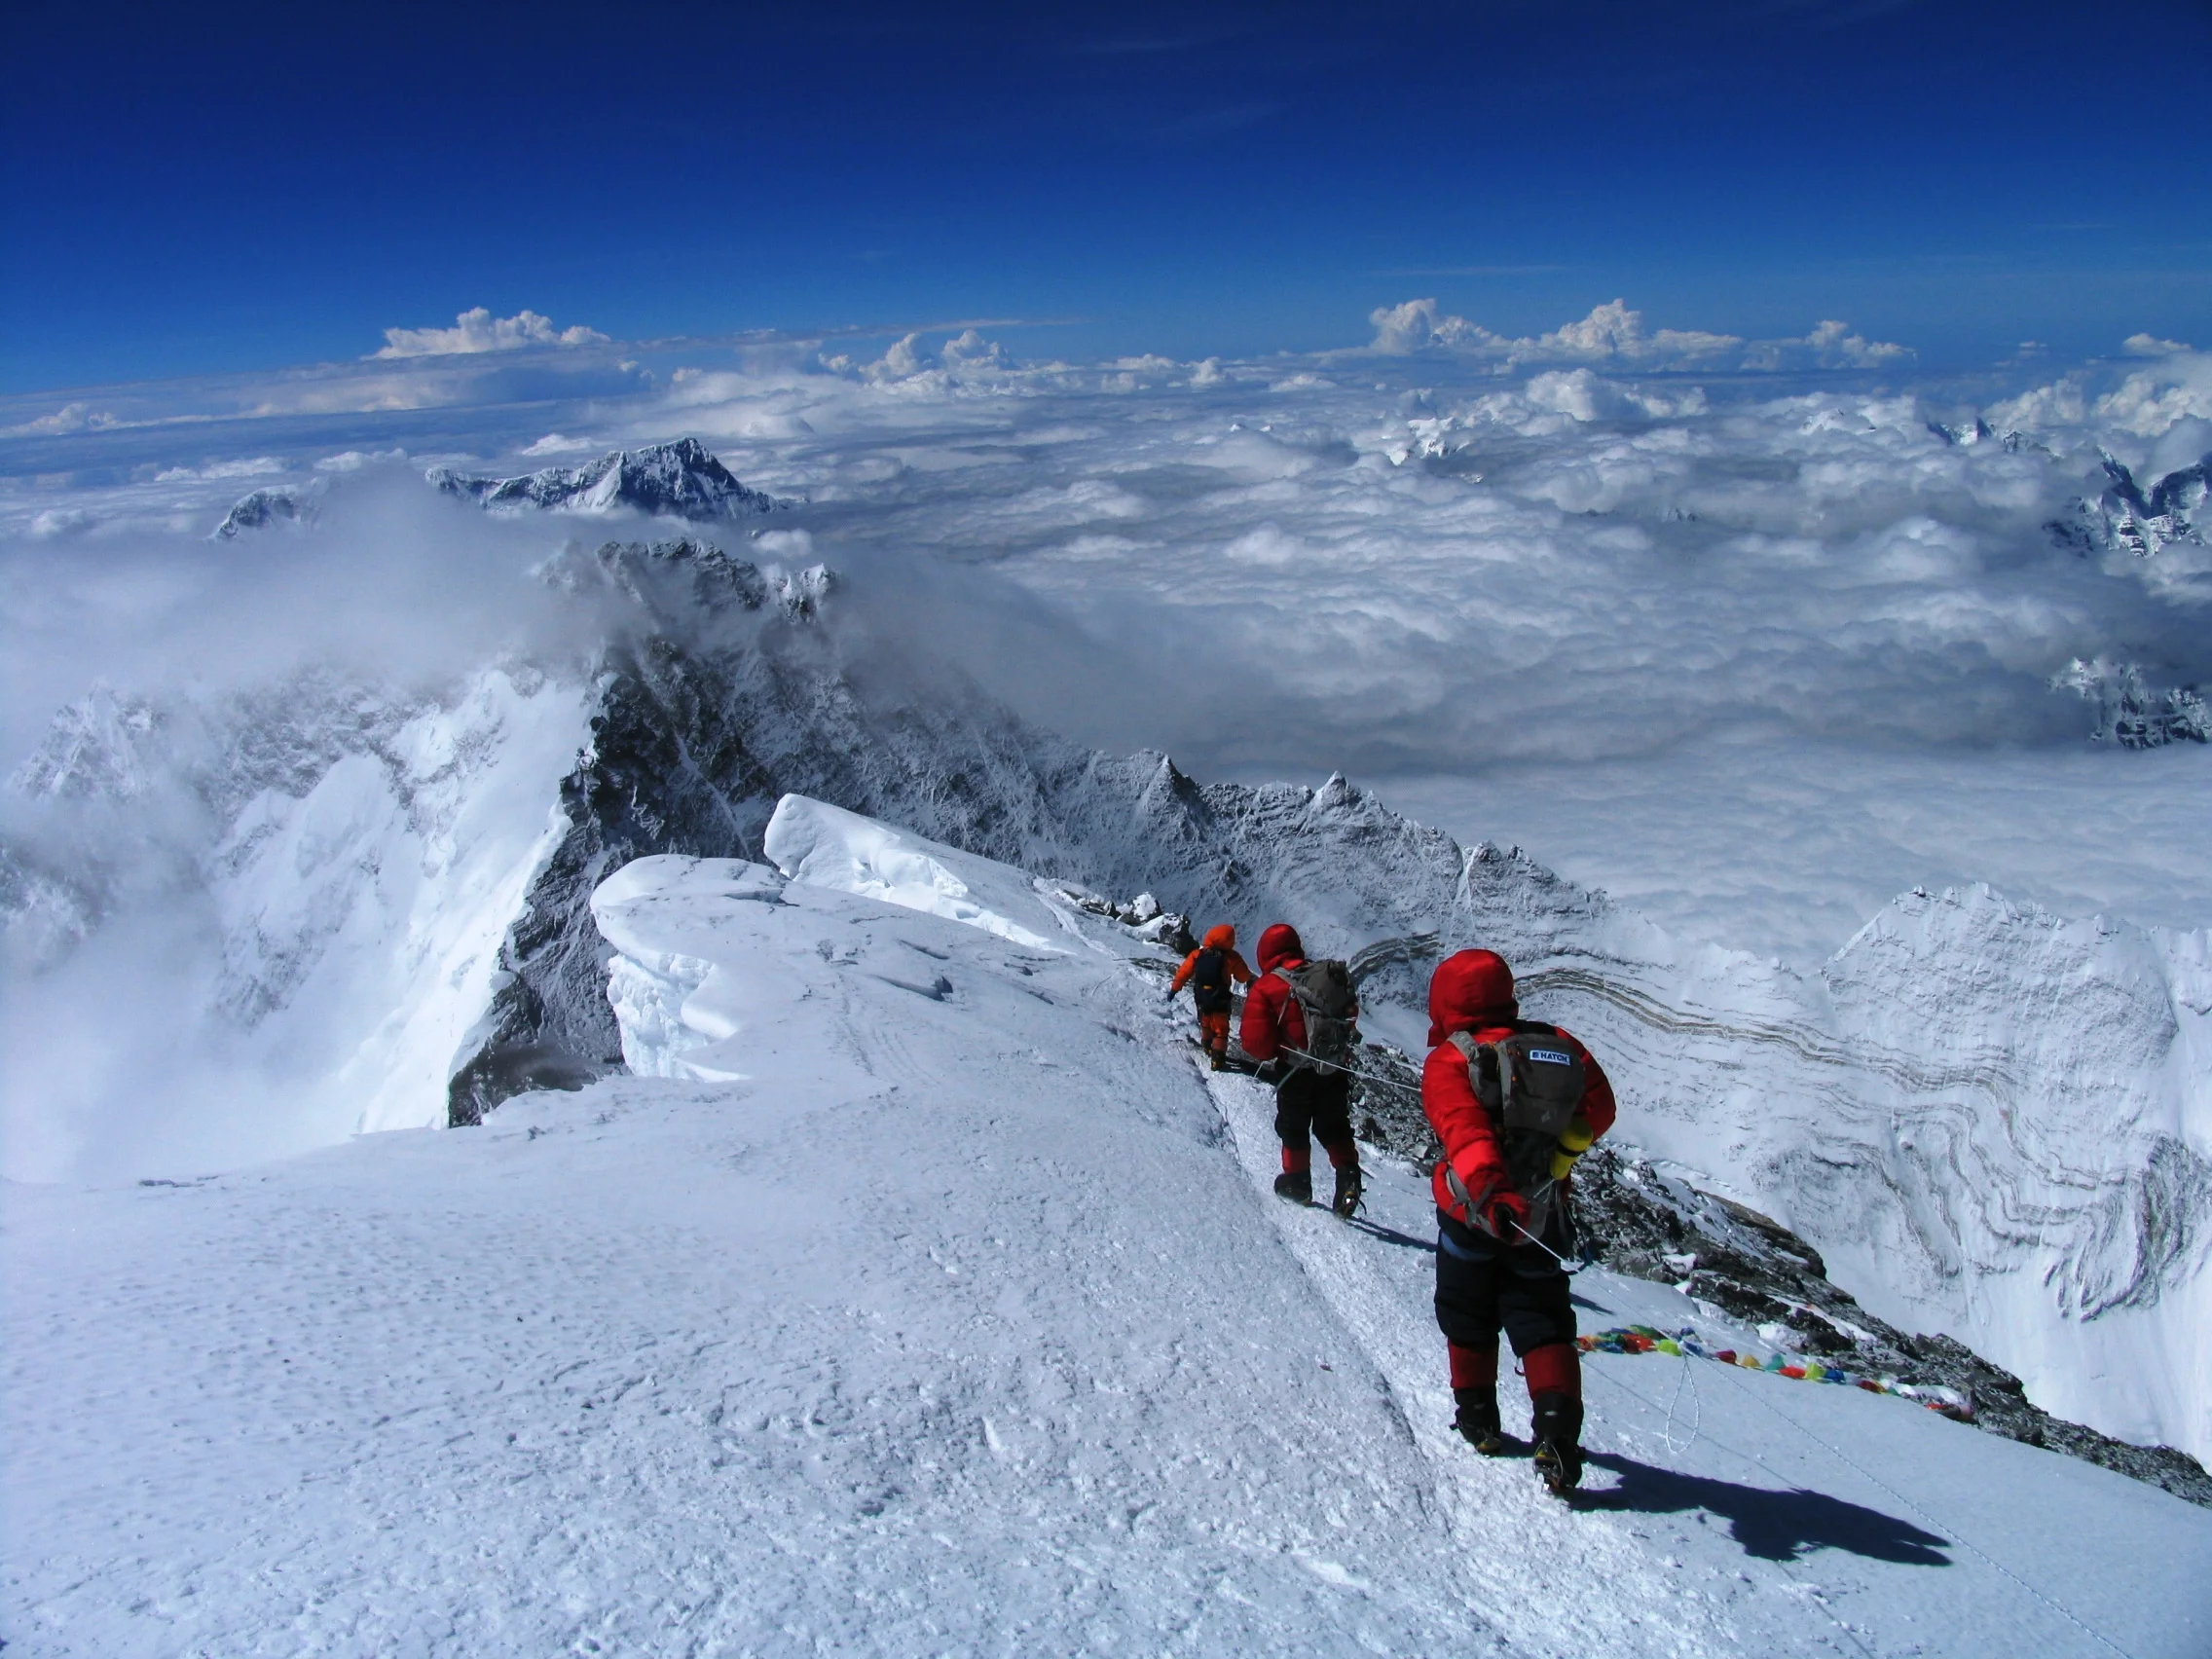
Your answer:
[1272,1169,1313,1204]
[1453,1387,1510,1456]
[1530,1392,1585,1494]
[1209,1050,1227,1072]
[1331,1163,1363,1218]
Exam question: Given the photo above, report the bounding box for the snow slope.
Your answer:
[8,806,2204,1657]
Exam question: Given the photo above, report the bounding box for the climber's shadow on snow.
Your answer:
[1338,1216,1435,1252]
[1580,1453,1951,1567]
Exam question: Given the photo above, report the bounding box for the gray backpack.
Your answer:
[1447,1024,1586,1223]
[1277,960,1359,1073]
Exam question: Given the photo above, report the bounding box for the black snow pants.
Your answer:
[1274,1064,1353,1156]
[1433,1210,1576,1357]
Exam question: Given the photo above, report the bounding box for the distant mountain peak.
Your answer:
[213,487,314,539]
[427,438,786,520]
[2045,448,2210,562]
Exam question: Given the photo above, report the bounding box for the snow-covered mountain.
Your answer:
[428,436,787,518]
[211,485,313,538]
[2047,449,2211,563]
[13,807,2208,1655]
[8,504,2210,1481]
[2050,656,2211,748]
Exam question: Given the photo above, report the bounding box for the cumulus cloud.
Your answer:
[1368,297,1743,365]
[1991,352,2212,443]
[1520,367,1704,423]
[315,447,408,472]
[517,433,596,457]
[1368,297,1499,354]
[1535,300,1742,363]
[153,457,286,484]
[1368,298,1908,374]
[372,307,609,359]
[1,401,118,438]
[29,508,95,538]
[9,328,2212,1088]
[817,328,1032,391]
[1791,320,1913,369]
[2123,333,2194,357]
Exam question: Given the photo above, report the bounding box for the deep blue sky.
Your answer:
[5,0,2208,392]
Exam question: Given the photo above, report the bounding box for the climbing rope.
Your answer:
[1272,1043,1422,1095]
[1661,1337,1702,1456]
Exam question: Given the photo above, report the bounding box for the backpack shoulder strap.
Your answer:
[1445,1031,1504,1111]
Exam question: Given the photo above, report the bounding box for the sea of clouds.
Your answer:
[4,299,2209,981]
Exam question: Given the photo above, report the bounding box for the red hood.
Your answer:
[1427,949,1517,1046]
[1255,923,1304,974]
[1202,923,1237,950]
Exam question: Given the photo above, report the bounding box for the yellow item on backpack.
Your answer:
[1550,1113,1596,1181]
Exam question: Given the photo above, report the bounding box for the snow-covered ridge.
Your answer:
[428,436,786,519]
[7,534,2211,1467]
[761,796,1067,951]
[27,822,2209,1654]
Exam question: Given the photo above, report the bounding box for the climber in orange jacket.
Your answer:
[1169,924,1252,1071]
[1421,947,1615,1494]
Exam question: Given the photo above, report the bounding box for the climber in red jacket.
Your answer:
[1169,924,1252,1070]
[1421,948,1615,1493]
[1241,922,1363,1217]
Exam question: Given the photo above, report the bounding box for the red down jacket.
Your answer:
[1420,949,1615,1225]
[1238,922,1314,1064]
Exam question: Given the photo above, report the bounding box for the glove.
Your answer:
[1477,1189,1532,1242]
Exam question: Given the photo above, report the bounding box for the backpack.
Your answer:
[1447,1023,1587,1226]
[1276,960,1359,1073]
[1190,947,1234,1014]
